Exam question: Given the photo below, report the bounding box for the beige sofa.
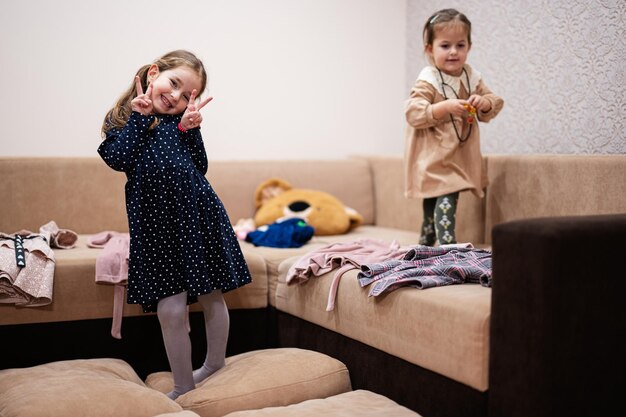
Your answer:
[1,155,625,417]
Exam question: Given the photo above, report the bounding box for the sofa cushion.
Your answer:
[363,156,486,244]
[0,358,181,417]
[221,390,421,416]
[0,236,269,326]
[485,154,626,243]
[206,159,376,226]
[145,348,352,417]
[0,157,129,234]
[275,259,491,391]
[240,225,421,307]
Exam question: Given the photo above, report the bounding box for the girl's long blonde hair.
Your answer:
[101,50,207,136]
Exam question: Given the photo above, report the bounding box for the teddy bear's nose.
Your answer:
[288,201,310,212]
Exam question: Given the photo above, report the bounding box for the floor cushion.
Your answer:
[221,389,421,416]
[146,348,352,417]
[0,358,181,417]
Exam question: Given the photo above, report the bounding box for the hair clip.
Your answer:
[429,15,438,25]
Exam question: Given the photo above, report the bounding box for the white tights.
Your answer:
[156,290,229,400]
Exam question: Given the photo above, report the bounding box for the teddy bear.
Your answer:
[252,178,363,236]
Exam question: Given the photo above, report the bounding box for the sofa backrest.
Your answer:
[0,157,128,234]
[364,155,487,244]
[0,157,376,235]
[484,154,626,243]
[206,158,375,225]
[3,155,623,241]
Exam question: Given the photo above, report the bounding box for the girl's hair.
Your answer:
[101,49,207,136]
[423,8,472,47]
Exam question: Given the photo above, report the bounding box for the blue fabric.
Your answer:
[246,218,314,248]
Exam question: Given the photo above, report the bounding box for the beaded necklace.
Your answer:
[437,67,476,143]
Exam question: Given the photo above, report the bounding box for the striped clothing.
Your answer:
[358,246,492,297]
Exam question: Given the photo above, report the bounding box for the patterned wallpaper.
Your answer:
[406,0,625,154]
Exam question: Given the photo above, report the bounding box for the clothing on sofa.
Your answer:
[286,238,412,310]
[39,220,78,249]
[358,245,492,296]
[0,232,55,307]
[87,230,191,339]
[88,231,130,339]
[246,218,314,248]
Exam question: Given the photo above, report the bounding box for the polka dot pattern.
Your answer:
[98,112,252,312]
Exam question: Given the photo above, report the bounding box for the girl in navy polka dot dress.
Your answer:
[99,50,252,399]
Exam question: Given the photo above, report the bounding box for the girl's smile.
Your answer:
[427,25,471,77]
[148,66,203,115]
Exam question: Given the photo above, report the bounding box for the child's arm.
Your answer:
[405,81,469,128]
[179,89,212,174]
[470,80,504,123]
[181,129,208,175]
[98,112,154,173]
[98,78,156,172]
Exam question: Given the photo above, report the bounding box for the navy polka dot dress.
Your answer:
[98,112,252,312]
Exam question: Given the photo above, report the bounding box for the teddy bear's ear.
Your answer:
[254,178,292,209]
[345,206,364,230]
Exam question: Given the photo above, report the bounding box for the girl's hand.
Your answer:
[468,94,491,113]
[444,99,472,117]
[180,89,213,130]
[131,76,154,115]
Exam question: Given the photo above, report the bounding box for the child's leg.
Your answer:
[193,290,229,384]
[157,291,195,400]
[434,192,460,245]
[419,197,437,246]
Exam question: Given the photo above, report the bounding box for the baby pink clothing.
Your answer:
[286,238,412,311]
[87,231,130,339]
[88,231,190,338]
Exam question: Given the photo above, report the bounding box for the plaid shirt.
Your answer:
[358,245,492,297]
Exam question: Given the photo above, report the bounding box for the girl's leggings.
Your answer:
[419,191,459,246]
[157,289,229,399]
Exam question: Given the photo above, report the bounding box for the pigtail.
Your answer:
[101,64,151,137]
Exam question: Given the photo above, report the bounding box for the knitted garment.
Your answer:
[358,245,492,296]
[286,238,412,311]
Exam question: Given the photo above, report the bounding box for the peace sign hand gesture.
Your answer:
[180,89,213,131]
[131,76,154,116]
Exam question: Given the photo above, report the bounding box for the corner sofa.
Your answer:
[1,154,625,417]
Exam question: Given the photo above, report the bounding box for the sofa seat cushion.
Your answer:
[275,260,491,391]
[145,348,352,417]
[222,390,421,416]
[0,236,269,326]
[0,358,181,417]
[240,226,421,307]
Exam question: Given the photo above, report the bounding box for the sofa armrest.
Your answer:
[488,214,626,417]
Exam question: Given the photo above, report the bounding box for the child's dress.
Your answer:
[98,112,252,312]
[404,64,504,200]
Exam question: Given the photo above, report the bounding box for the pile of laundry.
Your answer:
[0,221,77,307]
[286,238,492,311]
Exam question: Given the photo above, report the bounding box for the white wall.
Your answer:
[0,0,406,160]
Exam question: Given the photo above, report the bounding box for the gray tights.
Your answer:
[157,290,229,400]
